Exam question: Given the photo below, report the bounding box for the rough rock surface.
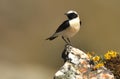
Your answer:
[54,45,115,79]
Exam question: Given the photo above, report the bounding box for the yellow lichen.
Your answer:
[92,56,100,62]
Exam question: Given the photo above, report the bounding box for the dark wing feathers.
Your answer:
[46,36,58,40]
[55,20,69,33]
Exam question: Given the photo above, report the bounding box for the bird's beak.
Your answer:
[64,13,67,15]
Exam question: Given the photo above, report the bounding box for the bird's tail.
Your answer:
[46,36,58,40]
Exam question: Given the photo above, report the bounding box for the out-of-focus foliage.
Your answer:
[87,50,120,79]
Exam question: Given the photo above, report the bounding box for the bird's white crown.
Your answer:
[67,10,78,15]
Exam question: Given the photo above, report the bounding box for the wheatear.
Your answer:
[46,10,81,44]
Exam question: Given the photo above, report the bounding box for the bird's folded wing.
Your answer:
[55,20,70,33]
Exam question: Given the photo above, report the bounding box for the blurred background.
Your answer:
[0,0,120,79]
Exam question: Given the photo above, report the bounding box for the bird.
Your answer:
[46,10,81,44]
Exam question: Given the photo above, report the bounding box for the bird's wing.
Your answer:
[55,20,70,33]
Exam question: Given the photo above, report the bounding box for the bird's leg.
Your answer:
[62,36,69,44]
[67,38,72,45]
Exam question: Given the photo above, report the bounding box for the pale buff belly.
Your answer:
[59,26,80,38]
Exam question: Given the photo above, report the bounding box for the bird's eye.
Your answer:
[67,13,77,19]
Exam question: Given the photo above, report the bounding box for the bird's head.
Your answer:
[65,10,79,20]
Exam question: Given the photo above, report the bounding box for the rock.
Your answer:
[54,45,115,79]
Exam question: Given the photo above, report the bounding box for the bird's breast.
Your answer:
[58,17,80,38]
[62,21,80,38]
